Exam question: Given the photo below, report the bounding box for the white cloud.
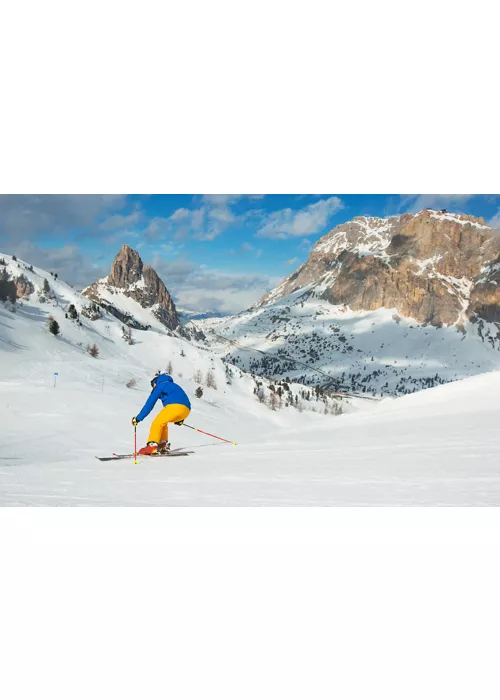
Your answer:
[99,209,143,231]
[0,194,127,239]
[286,257,299,266]
[202,194,265,204]
[153,256,278,313]
[162,195,262,242]
[489,208,500,228]
[1,240,108,287]
[400,194,475,214]
[256,196,344,239]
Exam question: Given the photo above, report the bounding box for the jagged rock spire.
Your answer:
[84,244,180,331]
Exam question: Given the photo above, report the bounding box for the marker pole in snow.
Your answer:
[53,372,58,388]
[182,423,236,446]
[134,425,137,464]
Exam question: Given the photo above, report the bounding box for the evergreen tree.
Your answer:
[43,278,50,294]
[49,319,60,336]
[195,386,203,399]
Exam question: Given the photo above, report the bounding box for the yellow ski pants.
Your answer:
[147,404,191,444]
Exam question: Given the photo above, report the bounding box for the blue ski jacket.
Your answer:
[136,374,191,422]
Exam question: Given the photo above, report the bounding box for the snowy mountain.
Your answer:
[82,244,180,333]
[197,210,500,396]
[258,209,498,325]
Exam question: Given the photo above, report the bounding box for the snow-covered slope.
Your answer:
[2,336,500,504]
[196,288,500,396]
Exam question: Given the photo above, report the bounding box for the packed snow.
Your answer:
[2,252,500,505]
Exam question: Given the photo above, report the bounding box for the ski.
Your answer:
[96,451,193,461]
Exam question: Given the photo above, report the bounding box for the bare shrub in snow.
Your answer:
[87,343,99,358]
[268,392,279,411]
[126,379,137,389]
[333,402,343,416]
[206,371,217,389]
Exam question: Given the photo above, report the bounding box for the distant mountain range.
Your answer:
[4,207,500,398]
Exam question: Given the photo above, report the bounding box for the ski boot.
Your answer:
[138,442,159,456]
[158,441,171,454]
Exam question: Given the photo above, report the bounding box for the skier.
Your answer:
[132,371,191,455]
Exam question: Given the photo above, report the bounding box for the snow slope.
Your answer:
[2,252,500,506]
[2,357,500,505]
[196,288,500,396]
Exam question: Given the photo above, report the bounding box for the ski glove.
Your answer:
[175,420,184,426]
[132,417,139,427]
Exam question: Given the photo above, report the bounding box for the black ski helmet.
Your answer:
[151,370,161,388]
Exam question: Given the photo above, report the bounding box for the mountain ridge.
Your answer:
[82,244,180,332]
[257,208,499,328]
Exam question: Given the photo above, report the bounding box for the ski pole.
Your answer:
[182,423,237,446]
[134,424,137,464]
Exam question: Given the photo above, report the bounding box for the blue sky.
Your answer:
[1,194,500,313]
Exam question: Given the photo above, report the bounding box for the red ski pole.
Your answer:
[183,423,237,446]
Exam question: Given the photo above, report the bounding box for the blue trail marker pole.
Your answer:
[53,372,59,388]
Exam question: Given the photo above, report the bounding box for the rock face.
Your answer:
[258,210,498,327]
[83,244,179,331]
[15,274,35,298]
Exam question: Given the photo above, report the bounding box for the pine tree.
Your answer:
[43,278,50,295]
[193,368,203,384]
[166,360,173,375]
[87,343,99,358]
[49,319,60,336]
[195,386,203,399]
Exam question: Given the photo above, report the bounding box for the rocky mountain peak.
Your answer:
[83,245,179,331]
[258,209,499,327]
[108,244,143,288]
